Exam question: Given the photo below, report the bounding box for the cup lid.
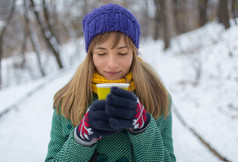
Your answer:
[96,83,129,88]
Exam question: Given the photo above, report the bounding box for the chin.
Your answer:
[107,77,120,80]
[105,75,122,80]
[103,72,123,80]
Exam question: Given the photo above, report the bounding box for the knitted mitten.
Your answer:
[106,87,151,134]
[74,100,119,146]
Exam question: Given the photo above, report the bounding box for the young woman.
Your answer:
[45,3,176,162]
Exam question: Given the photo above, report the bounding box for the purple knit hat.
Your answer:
[82,3,141,52]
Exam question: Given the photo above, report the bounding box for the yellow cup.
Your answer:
[96,83,129,100]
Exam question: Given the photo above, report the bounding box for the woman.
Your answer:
[45,3,176,162]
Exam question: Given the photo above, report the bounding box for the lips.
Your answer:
[105,71,120,75]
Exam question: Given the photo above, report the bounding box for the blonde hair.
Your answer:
[54,32,169,126]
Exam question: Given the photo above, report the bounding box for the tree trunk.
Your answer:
[42,0,60,44]
[83,0,88,14]
[20,1,30,69]
[0,0,16,88]
[24,0,46,76]
[29,30,46,77]
[198,0,208,27]
[20,25,28,69]
[153,0,161,40]
[172,0,180,34]
[29,0,63,69]
[158,0,170,50]
[172,0,186,34]
[218,0,230,29]
[141,0,151,38]
[231,0,238,24]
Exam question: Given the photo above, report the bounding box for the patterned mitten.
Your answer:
[74,100,119,146]
[106,87,151,134]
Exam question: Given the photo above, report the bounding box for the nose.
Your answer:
[107,54,118,69]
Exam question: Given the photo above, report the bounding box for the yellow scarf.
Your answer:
[92,72,135,94]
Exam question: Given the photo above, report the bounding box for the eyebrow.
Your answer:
[95,46,128,50]
[117,46,128,49]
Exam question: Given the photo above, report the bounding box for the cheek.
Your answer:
[93,55,102,69]
[127,53,133,66]
[122,54,133,70]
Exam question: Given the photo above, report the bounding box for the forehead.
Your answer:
[94,32,129,49]
[95,40,127,50]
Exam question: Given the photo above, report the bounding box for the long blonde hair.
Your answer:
[54,32,169,126]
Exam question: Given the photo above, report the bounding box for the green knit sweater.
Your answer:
[45,95,176,162]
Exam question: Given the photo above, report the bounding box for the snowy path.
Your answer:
[173,110,220,162]
[0,65,220,162]
[0,69,74,162]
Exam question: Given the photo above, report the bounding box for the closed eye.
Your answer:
[97,53,106,56]
[118,53,128,55]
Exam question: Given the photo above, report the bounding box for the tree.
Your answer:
[153,0,161,40]
[29,0,63,69]
[0,0,16,88]
[198,0,208,27]
[172,0,187,34]
[159,0,170,50]
[217,0,230,29]
[42,0,60,45]
[23,0,46,76]
[231,0,238,24]
[153,0,170,50]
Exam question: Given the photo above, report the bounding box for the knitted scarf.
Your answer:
[92,72,135,95]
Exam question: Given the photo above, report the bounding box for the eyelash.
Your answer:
[119,53,128,55]
[97,53,128,56]
[97,53,106,56]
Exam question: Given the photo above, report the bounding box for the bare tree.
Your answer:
[153,0,170,50]
[231,0,238,24]
[29,0,63,69]
[172,0,180,34]
[172,0,187,34]
[0,0,16,88]
[159,0,170,50]
[24,0,46,76]
[20,16,28,69]
[198,0,208,27]
[153,0,161,40]
[218,0,230,29]
[140,0,151,38]
[42,0,60,44]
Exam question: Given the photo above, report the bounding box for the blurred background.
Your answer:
[0,0,237,87]
[0,0,237,161]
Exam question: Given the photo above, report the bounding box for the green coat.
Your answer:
[45,94,176,162]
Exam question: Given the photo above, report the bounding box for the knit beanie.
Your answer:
[82,3,141,52]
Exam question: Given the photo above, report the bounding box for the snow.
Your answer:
[0,70,74,161]
[0,21,237,161]
[0,20,6,30]
[141,21,238,161]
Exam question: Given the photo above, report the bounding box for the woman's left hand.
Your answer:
[106,87,150,133]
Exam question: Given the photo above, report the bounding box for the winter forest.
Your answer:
[0,0,238,161]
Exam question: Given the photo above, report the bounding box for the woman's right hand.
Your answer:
[74,100,119,146]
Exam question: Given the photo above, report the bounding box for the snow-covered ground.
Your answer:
[140,21,238,161]
[0,21,237,161]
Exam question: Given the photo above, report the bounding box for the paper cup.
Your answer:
[96,83,129,100]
